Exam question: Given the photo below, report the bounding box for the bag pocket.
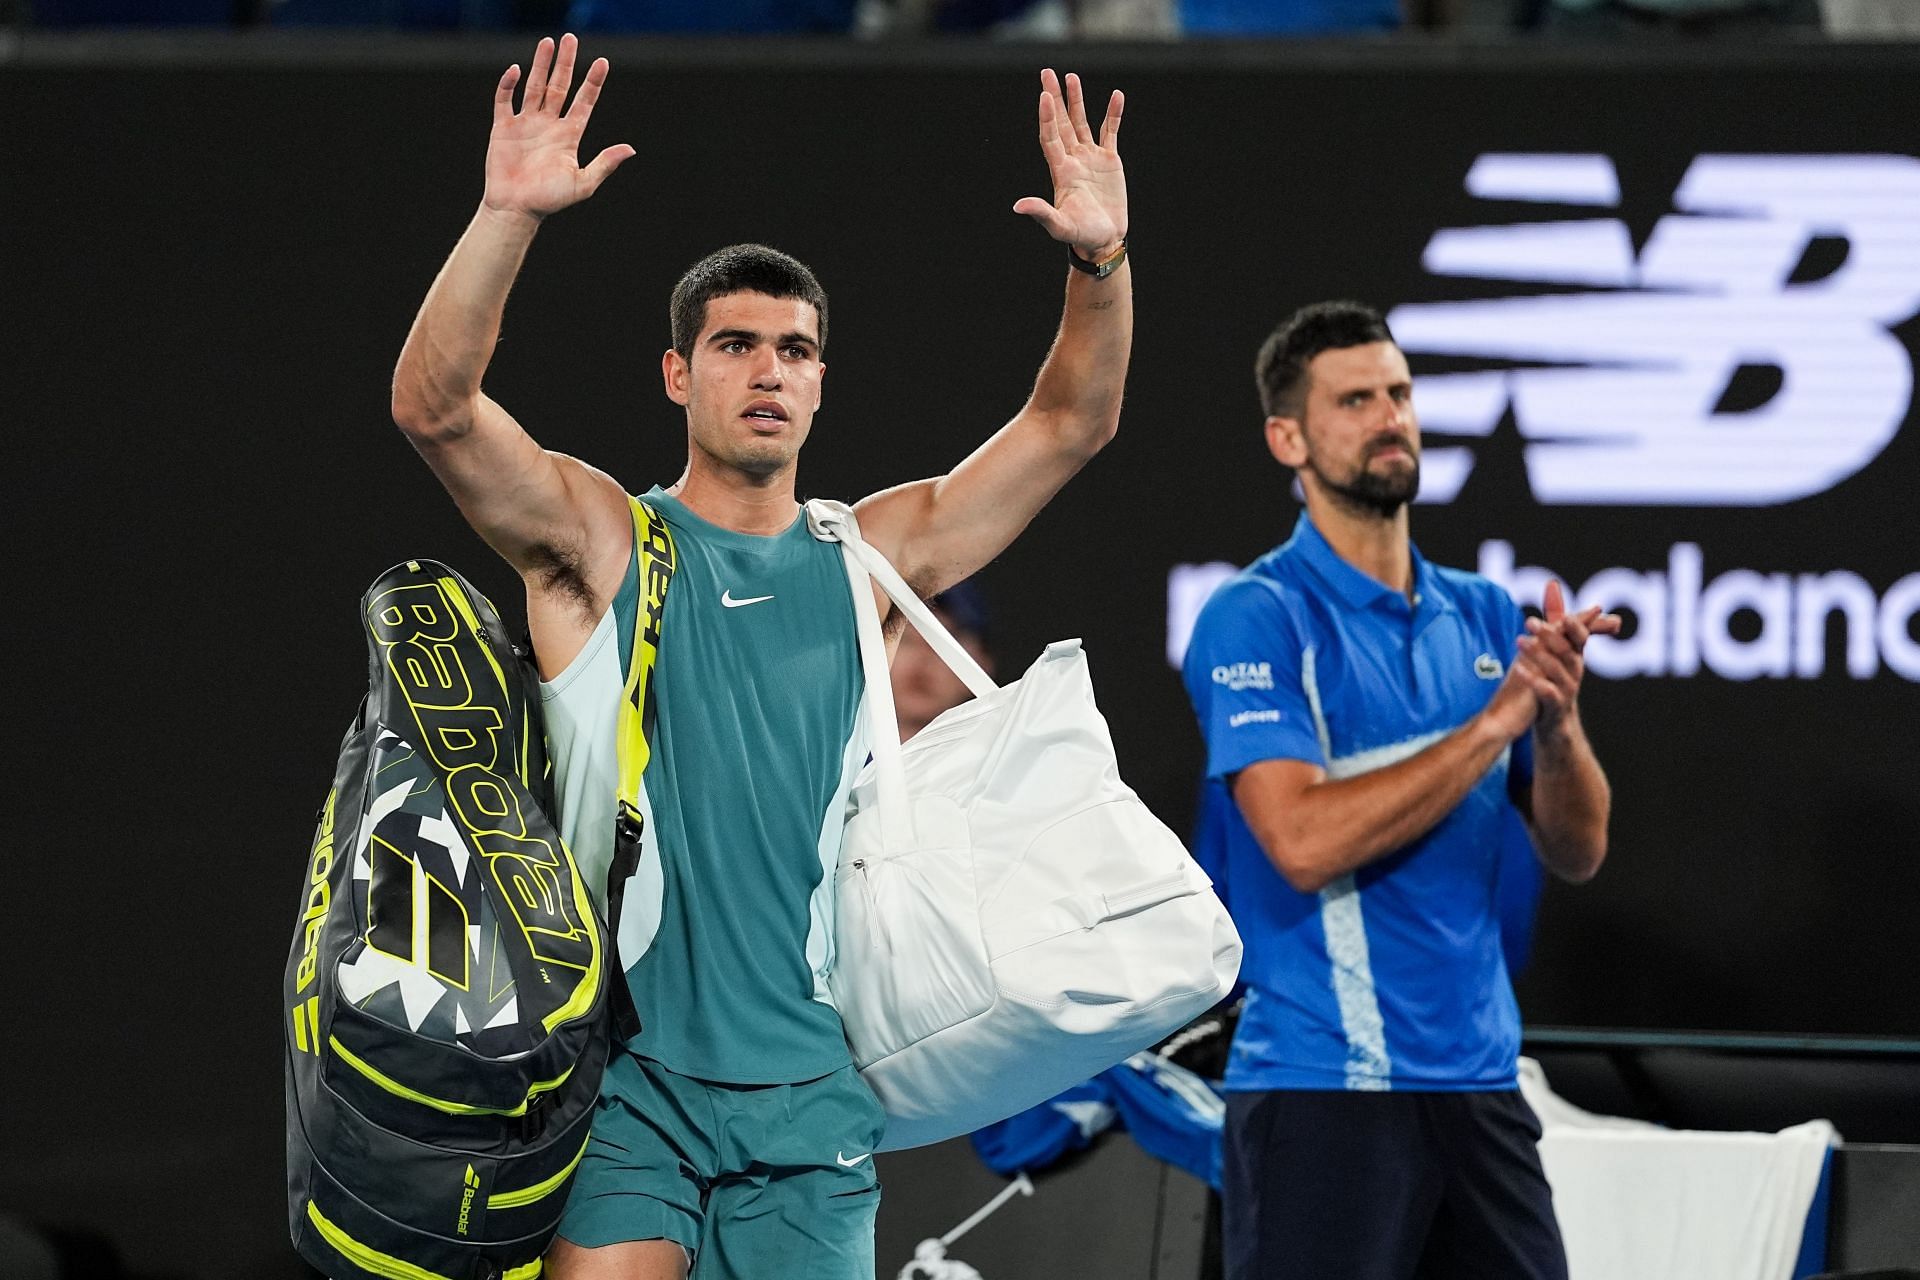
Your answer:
[321,998,588,1151]
[981,799,1202,956]
[987,798,1222,1027]
[831,797,995,1067]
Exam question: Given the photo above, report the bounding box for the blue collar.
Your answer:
[1287,512,1449,625]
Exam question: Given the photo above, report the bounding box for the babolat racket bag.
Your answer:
[285,560,615,1280]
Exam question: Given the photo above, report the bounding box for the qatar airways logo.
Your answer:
[1388,152,1920,506]
[1212,662,1274,692]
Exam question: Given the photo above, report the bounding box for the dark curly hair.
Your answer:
[1254,301,1395,419]
[670,244,828,362]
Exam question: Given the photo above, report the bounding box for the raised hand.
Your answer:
[484,34,635,221]
[1013,69,1127,260]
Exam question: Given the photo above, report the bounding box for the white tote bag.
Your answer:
[806,501,1242,1152]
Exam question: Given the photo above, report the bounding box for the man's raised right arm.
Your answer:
[391,34,634,577]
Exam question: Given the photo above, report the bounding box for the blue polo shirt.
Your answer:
[1182,513,1535,1094]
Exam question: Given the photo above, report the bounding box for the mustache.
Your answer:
[1367,434,1416,460]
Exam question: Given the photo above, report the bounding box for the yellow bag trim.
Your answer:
[307,1201,459,1280]
[328,1035,572,1118]
[617,498,676,817]
[307,1202,545,1280]
[436,576,514,746]
[486,1132,593,1211]
[521,700,534,793]
[536,853,603,1036]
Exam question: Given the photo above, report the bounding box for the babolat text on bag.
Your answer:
[285,560,610,1280]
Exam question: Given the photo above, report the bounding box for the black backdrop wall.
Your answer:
[4,35,1917,1278]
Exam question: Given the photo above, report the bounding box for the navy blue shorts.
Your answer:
[1222,1089,1567,1280]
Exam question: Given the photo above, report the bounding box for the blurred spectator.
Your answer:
[892,578,994,742]
[1535,0,1820,34]
[0,1216,138,1280]
[0,1217,60,1280]
[26,0,239,24]
[1822,0,1920,35]
[1179,0,1402,35]
[566,0,856,32]
[927,0,1060,29]
[1078,0,1178,33]
[857,0,1175,36]
[268,0,514,27]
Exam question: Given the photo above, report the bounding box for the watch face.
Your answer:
[1073,241,1126,277]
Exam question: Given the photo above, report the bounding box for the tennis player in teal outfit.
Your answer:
[390,34,1133,1280]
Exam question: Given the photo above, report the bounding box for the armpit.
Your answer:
[525,538,600,622]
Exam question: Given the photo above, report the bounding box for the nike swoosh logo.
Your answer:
[836,1151,871,1168]
[721,590,775,609]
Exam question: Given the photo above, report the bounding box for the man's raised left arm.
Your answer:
[856,68,1130,595]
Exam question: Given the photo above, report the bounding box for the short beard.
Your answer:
[1308,453,1420,520]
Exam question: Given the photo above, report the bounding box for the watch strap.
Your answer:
[1068,238,1128,279]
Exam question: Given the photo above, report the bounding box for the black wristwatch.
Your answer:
[1068,238,1128,280]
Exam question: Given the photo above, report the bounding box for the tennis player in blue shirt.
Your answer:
[1182,301,1618,1280]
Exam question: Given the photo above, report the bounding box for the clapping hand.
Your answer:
[1514,581,1621,735]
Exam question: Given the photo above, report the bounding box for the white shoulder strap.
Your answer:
[805,500,996,698]
[805,499,1000,853]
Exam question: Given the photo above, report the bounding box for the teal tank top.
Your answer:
[541,487,867,1084]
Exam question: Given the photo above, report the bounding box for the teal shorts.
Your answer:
[556,1046,886,1279]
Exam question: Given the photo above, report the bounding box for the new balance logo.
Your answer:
[721,590,774,608]
[1389,152,1920,506]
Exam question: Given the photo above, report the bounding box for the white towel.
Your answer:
[1519,1058,1838,1280]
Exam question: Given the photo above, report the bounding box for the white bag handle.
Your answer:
[808,501,997,696]
[806,500,998,853]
